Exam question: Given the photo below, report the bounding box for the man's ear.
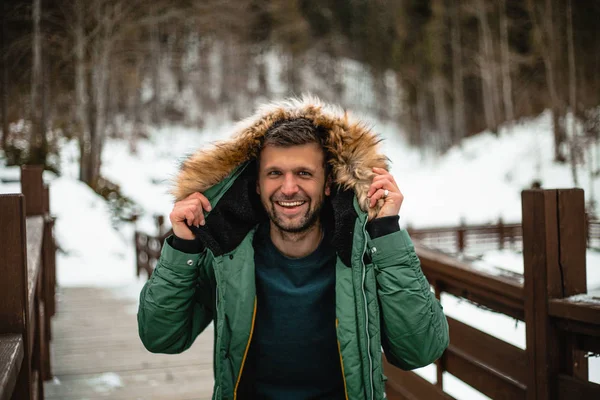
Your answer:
[256,179,261,195]
[325,175,332,196]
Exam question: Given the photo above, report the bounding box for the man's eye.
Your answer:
[299,171,311,177]
[268,171,281,176]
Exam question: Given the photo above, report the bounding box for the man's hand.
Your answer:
[169,192,212,240]
[366,167,404,219]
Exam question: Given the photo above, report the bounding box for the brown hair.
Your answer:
[258,118,332,177]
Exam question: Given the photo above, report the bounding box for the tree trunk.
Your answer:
[90,31,111,185]
[285,51,301,95]
[75,0,91,183]
[416,84,430,148]
[567,0,578,185]
[499,0,514,125]
[219,37,233,107]
[527,0,566,162]
[255,48,269,96]
[373,71,389,120]
[476,0,499,133]
[150,12,162,126]
[84,3,114,187]
[429,0,450,150]
[0,4,9,149]
[30,0,47,165]
[450,0,465,145]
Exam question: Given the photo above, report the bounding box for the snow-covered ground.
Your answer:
[1,109,598,398]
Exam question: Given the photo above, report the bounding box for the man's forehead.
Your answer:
[259,143,326,167]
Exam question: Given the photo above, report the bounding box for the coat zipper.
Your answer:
[361,218,375,400]
[336,319,349,400]
[215,285,221,399]
[233,297,257,399]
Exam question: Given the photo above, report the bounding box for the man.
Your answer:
[138,97,449,400]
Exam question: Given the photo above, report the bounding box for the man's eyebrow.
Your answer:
[293,166,317,173]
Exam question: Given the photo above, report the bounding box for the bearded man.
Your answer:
[138,97,449,400]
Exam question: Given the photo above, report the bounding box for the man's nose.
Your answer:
[280,174,299,196]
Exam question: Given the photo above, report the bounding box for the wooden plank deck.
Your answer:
[44,286,214,399]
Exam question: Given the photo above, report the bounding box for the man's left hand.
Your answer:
[367,167,404,219]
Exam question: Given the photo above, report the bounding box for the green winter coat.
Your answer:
[137,97,449,400]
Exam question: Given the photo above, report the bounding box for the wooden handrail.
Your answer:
[548,297,600,325]
[26,217,44,331]
[0,166,57,399]
[409,216,600,254]
[416,243,525,320]
[0,334,24,400]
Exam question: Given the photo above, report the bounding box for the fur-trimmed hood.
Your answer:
[173,96,389,220]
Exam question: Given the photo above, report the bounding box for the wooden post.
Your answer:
[522,189,588,400]
[135,232,141,277]
[155,214,165,236]
[457,220,466,253]
[42,185,56,318]
[498,217,505,250]
[433,281,445,390]
[41,185,54,379]
[556,191,588,381]
[585,212,590,249]
[0,195,32,400]
[21,165,44,216]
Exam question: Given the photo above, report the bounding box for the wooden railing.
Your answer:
[387,189,600,400]
[407,215,600,254]
[0,166,57,400]
[135,215,170,278]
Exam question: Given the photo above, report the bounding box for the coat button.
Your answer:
[187,259,194,266]
[229,254,234,260]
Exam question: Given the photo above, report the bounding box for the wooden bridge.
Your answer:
[2,165,600,399]
[43,286,214,399]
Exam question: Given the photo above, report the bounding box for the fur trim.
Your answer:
[173,95,389,219]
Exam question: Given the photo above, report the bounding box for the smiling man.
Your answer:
[137,97,449,400]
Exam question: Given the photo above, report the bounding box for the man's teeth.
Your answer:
[277,201,305,207]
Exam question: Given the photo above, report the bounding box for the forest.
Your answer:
[1,0,599,188]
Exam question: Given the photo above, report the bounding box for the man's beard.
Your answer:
[265,195,324,234]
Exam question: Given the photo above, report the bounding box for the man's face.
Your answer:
[257,143,331,233]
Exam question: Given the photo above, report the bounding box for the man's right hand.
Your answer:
[169,192,212,240]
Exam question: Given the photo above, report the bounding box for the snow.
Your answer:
[2,108,600,398]
[86,372,124,393]
[472,248,600,292]
[566,293,600,305]
[49,176,140,287]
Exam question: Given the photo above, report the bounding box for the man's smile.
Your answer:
[276,200,306,207]
[274,200,308,215]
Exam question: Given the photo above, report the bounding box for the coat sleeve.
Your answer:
[137,236,214,354]
[368,229,449,370]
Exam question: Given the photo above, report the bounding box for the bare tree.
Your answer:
[528,0,567,162]
[149,5,162,126]
[0,4,8,150]
[29,0,47,164]
[475,0,500,133]
[429,0,451,150]
[567,0,579,185]
[450,0,466,144]
[499,0,514,126]
[73,0,91,183]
